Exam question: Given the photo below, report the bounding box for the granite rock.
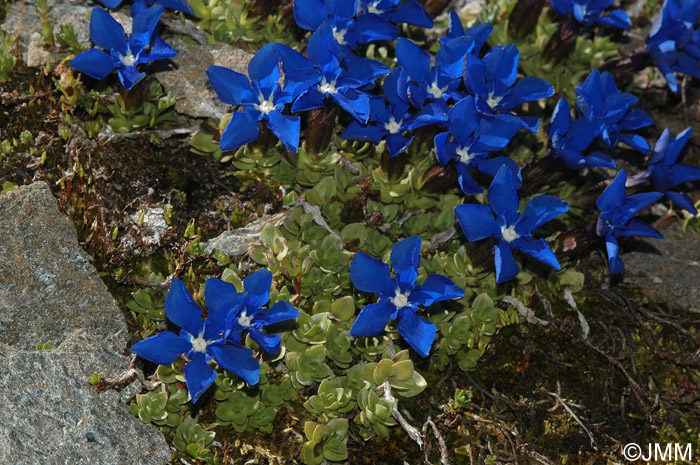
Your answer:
[623,223,700,312]
[0,182,170,465]
[156,39,253,119]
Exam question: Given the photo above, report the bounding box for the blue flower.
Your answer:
[549,0,631,29]
[356,0,433,30]
[464,43,554,132]
[596,169,663,274]
[205,270,300,355]
[350,236,464,357]
[130,279,260,404]
[575,69,653,153]
[435,95,522,194]
[341,67,431,157]
[455,165,569,283]
[645,127,700,214]
[548,97,614,169]
[435,14,493,80]
[396,37,465,111]
[645,0,700,94]
[274,24,388,123]
[207,43,300,153]
[70,6,178,90]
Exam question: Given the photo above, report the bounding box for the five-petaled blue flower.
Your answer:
[455,165,569,283]
[434,95,522,194]
[70,6,178,91]
[205,270,300,355]
[350,236,464,357]
[575,69,653,153]
[596,169,663,274]
[645,0,700,94]
[548,97,614,169]
[207,43,300,153]
[549,0,631,29]
[464,43,555,132]
[645,127,700,214]
[130,279,260,404]
[274,24,388,123]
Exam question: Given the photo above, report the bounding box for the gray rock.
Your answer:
[156,39,253,119]
[205,211,289,258]
[0,0,130,67]
[0,182,170,464]
[623,223,700,312]
[129,207,171,247]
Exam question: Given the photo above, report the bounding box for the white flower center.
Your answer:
[120,51,138,67]
[486,93,502,109]
[390,289,411,309]
[384,117,402,134]
[255,95,276,114]
[191,336,208,353]
[332,27,347,45]
[318,77,338,95]
[501,225,520,243]
[237,310,254,328]
[427,82,445,99]
[368,3,383,14]
[456,146,475,165]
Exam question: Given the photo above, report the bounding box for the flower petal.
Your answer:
[516,195,569,234]
[210,344,260,385]
[516,238,561,269]
[396,37,431,84]
[596,168,627,213]
[350,252,395,297]
[165,278,202,333]
[267,111,300,154]
[70,49,116,80]
[293,0,328,31]
[260,300,300,325]
[243,269,273,309]
[487,165,520,218]
[350,301,395,337]
[605,234,624,274]
[616,218,663,238]
[220,111,260,152]
[248,43,280,91]
[249,330,281,354]
[131,4,164,48]
[410,274,464,306]
[131,331,191,366]
[89,8,126,53]
[391,236,421,286]
[397,310,436,357]
[206,65,254,105]
[495,241,520,283]
[454,204,499,241]
[184,353,217,404]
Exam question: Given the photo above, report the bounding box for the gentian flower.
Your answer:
[434,95,522,194]
[575,69,653,153]
[274,24,388,123]
[645,127,700,214]
[350,236,464,357]
[596,169,663,274]
[396,37,464,111]
[130,279,260,404]
[548,0,631,29]
[341,67,430,157]
[548,97,614,169]
[70,6,178,90]
[464,43,555,132]
[645,0,700,94]
[205,270,300,355]
[207,43,300,153]
[435,13,493,80]
[455,165,569,283]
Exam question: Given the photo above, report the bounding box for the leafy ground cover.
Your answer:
[1,0,700,463]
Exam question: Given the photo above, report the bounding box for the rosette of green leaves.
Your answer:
[156,362,186,384]
[261,378,297,407]
[325,326,353,369]
[126,287,166,321]
[352,335,388,362]
[312,296,356,328]
[215,390,275,433]
[281,144,338,187]
[173,416,216,462]
[364,350,426,398]
[354,389,397,440]
[301,419,349,465]
[130,388,169,425]
[292,311,330,345]
[304,379,355,423]
[165,387,189,426]
[286,345,334,389]
[249,224,290,274]
[213,370,245,401]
